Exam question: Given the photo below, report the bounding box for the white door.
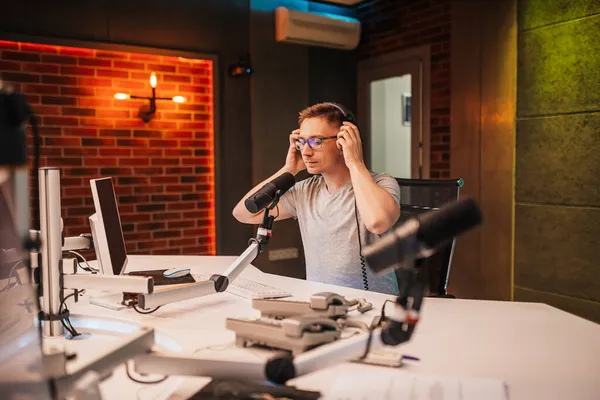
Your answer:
[358,48,430,179]
[370,75,413,178]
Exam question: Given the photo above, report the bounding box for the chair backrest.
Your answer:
[393,178,463,296]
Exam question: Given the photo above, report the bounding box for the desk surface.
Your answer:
[67,255,600,400]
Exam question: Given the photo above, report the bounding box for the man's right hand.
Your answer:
[284,129,306,175]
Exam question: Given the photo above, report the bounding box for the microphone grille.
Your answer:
[417,197,482,249]
[274,172,296,192]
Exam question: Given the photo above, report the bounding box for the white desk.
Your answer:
[66,255,600,400]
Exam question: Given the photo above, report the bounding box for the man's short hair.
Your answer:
[298,102,347,127]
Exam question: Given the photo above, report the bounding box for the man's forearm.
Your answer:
[349,163,400,234]
[232,166,294,223]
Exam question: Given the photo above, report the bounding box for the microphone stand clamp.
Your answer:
[251,191,282,252]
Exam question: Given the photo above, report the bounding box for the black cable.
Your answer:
[74,259,92,273]
[379,299,394,322]
[59,292,79,317]
[66,255,89,273]
[336,104,367,290]
[126,361,168,384]
[354,199,368,291]
[66,250,98,273]
[359,299,391,360]
[359,327,375,360]
[59,290,84,338]
[61,315,77,337]
[132,304,161,314]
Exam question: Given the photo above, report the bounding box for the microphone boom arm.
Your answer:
[137,191,284,309]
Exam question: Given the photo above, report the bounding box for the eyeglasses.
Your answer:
[294,136,337,151]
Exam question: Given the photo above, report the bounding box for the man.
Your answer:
[233,102,401,295]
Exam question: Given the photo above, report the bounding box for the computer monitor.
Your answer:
[89,177,128,276]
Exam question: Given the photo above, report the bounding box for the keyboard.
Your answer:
[227,277,292,300]
[194,274,291,300]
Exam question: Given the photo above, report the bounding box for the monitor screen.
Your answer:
[92,178,127,275]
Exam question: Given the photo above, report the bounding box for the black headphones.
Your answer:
[326,102,356,124]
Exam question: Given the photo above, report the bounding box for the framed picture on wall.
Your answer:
[402,92,411,126]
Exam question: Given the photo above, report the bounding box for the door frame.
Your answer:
[357,45,431,178]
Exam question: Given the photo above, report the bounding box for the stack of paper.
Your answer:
[323,369,508,400]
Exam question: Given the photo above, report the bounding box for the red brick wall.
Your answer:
[0,40,215,256]
[356,0,451,178]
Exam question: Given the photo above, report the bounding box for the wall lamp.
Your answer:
[114,72,186,123]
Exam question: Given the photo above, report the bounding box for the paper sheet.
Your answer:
[323,369,508,400]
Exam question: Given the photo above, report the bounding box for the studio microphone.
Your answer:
[244,172,296,214]
[363,197,482,275]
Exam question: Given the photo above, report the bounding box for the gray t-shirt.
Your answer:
[279,172,400,295]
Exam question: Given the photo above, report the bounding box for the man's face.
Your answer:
[297,117,341,175]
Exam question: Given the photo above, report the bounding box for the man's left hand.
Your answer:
[336,121,365,168]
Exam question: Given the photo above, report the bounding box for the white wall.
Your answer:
[369,75,412,178]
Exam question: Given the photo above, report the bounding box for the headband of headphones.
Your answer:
[326,102,355,123]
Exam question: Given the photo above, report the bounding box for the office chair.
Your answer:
[393,177,464,298]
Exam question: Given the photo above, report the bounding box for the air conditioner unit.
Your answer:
[275,7,361,50]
